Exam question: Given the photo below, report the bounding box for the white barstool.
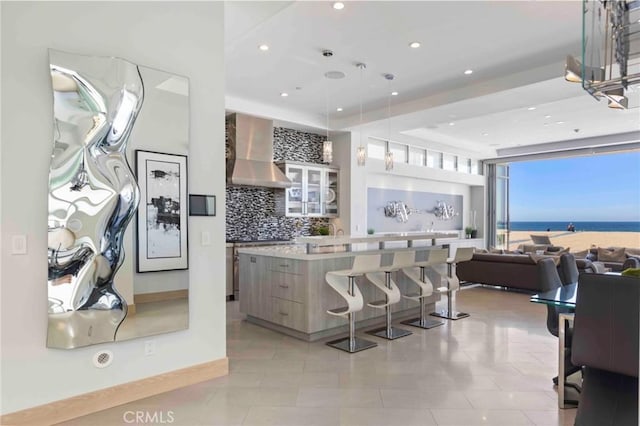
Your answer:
[430,246,474,320]
[400,248,448,329]
[364,252,413,340]
[325,254,380,353]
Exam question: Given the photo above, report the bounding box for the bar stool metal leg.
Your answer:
[327,276,378,353]
[430,263,469,320]
[402,266,444,329]
[368,272,413,340]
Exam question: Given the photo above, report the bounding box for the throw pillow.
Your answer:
[489,247,504,254]
[597,247,626,263]
[621,268,640,278]
[625,248,640,257]
[572,249,589,259]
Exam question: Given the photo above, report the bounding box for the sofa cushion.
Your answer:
[529,253,560,265]
[471,253,537,265]
[545,247,570,256]
[598,247,626,263]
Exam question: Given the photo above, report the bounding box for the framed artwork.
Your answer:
[136,150,188,272]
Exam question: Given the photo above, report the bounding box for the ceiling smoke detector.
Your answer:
[324,70,346,79]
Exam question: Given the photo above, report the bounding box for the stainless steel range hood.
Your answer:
[226,113,292,188]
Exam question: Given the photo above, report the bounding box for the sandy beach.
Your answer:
[508,231,640,252]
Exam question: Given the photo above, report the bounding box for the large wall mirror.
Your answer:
[47,50,190,349]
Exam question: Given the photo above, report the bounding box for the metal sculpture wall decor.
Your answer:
[432,200,459,221]
[47,50,190,349]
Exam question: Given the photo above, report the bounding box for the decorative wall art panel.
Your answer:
[367,187,463,233]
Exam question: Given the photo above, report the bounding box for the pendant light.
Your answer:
[384,73,394,171]
[356,63,367,166]
[323,74,333,163]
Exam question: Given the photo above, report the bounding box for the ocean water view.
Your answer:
[510,221,640,232]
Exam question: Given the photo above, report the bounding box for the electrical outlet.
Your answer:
[201,231,211,246]
[144,340,156,356]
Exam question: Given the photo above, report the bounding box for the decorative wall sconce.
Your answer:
[433,200,459,220]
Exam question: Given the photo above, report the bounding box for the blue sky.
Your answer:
[509,151,640,222]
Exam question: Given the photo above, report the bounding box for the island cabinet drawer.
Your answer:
[271,297,305,329]
[270,272,306,303]
[268,258,303,275]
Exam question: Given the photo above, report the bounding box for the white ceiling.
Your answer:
[224,1,640,159]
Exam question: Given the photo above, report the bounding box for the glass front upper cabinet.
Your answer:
[276,162,339,217]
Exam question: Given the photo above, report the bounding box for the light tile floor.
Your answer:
[59,286,577,425]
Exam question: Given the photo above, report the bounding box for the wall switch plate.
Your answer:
[11,235,27,255]
[144,340,156,356]
[201,231,211,246]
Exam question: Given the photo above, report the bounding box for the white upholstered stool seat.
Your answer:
[363,251,413,340]
[431,246,474,320]
[400,248,448,329]
[324,254,381,353]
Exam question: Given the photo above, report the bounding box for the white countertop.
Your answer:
[296,231,460,246]
[235,241,460,260]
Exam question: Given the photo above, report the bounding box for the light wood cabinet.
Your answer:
[275,161,339,218]
[238,250,440,340]
[271,297,306,329]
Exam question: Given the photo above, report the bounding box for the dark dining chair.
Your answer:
[571,273,639,426]
[558,253,579,285]
[537,258,582,397]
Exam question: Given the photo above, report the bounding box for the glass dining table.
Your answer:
[530,283,578,409]
[530,283,578,308]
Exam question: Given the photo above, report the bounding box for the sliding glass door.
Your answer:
[487,163,510,249]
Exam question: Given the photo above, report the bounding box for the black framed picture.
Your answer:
[189,194,216,216]
[136,150,188,272]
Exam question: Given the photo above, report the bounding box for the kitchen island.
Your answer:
[238,233,483,341]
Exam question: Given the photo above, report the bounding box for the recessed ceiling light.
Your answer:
[336,107,343,112]
[482,133,489,136]
[449,122,455,126]
[333,2,345,10]
[556,121,564,124]
[258,44,269,51]
[527,106,537,111]
[545,115,552,118]
[409,41,421,49]
[391,91,398,96]
[464,69,473,75]
[280,92,288,97]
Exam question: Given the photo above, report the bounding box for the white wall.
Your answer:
[0,1,226,414]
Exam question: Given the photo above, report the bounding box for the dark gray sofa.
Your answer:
[455,253,602,292]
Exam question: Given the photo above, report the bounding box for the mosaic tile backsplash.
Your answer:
[226,125,330,241]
